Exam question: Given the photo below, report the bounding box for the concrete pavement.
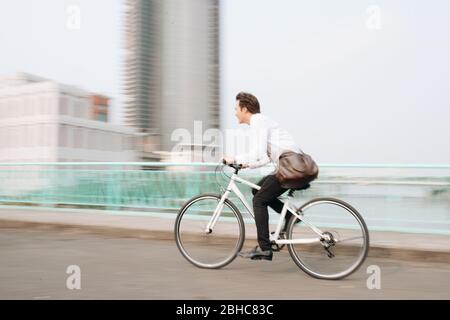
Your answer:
[0,206,449,263]
[0,228,449,299]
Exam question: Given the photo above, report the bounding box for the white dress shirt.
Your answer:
[234,113,302,169]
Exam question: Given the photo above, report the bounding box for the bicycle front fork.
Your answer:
[204,191,230,233]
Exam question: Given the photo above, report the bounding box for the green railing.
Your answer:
[0,162,449,234]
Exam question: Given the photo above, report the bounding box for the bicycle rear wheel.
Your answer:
[287,197,369,280]
[174,194,245,269]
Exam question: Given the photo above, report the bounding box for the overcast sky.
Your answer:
[1,0,449,164]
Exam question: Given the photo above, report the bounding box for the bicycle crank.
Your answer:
[270,231,286,252]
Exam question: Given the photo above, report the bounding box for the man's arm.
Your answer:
[234,119,270,168]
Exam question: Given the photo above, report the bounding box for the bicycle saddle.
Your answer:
[290,183,311,192]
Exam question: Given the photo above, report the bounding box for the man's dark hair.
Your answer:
[236,92,260,114]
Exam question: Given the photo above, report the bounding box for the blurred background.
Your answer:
[0,0,448,234]
[0,0,449,163]
[0,0,449,300]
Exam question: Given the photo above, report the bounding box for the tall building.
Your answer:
[0,72,139,164]
[123,0,221,160]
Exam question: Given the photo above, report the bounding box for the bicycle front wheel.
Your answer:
[287,197,369,280]
[174,194,245,269]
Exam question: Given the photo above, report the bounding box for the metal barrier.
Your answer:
[0,162,449,234]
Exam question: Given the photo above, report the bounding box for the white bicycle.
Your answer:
[174,163,369,280]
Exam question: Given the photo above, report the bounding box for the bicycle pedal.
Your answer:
[270,243,281,252]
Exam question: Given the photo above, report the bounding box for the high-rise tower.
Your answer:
[123,0,220,158]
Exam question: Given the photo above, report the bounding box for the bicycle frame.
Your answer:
[205,172,327,245]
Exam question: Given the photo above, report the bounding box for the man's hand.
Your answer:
[223,157,249,168]
[222,157,235,165]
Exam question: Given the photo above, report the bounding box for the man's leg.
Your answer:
[252,174,288,251]
[252,175,292,230]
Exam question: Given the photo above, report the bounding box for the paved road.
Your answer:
[1,228,449,299]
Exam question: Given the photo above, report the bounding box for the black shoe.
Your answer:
[238,246,273,261]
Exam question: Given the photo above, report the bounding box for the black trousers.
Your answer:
[251,174,292,251]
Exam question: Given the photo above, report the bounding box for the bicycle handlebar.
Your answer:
[222,159,243,171]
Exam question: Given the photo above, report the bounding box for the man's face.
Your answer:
[235,100,246,124]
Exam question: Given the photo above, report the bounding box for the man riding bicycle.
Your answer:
[223,92,304,261]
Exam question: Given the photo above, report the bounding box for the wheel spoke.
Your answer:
[336,236,364,243]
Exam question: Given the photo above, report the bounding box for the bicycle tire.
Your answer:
[287,197,370,280]
[174,193,245,269]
